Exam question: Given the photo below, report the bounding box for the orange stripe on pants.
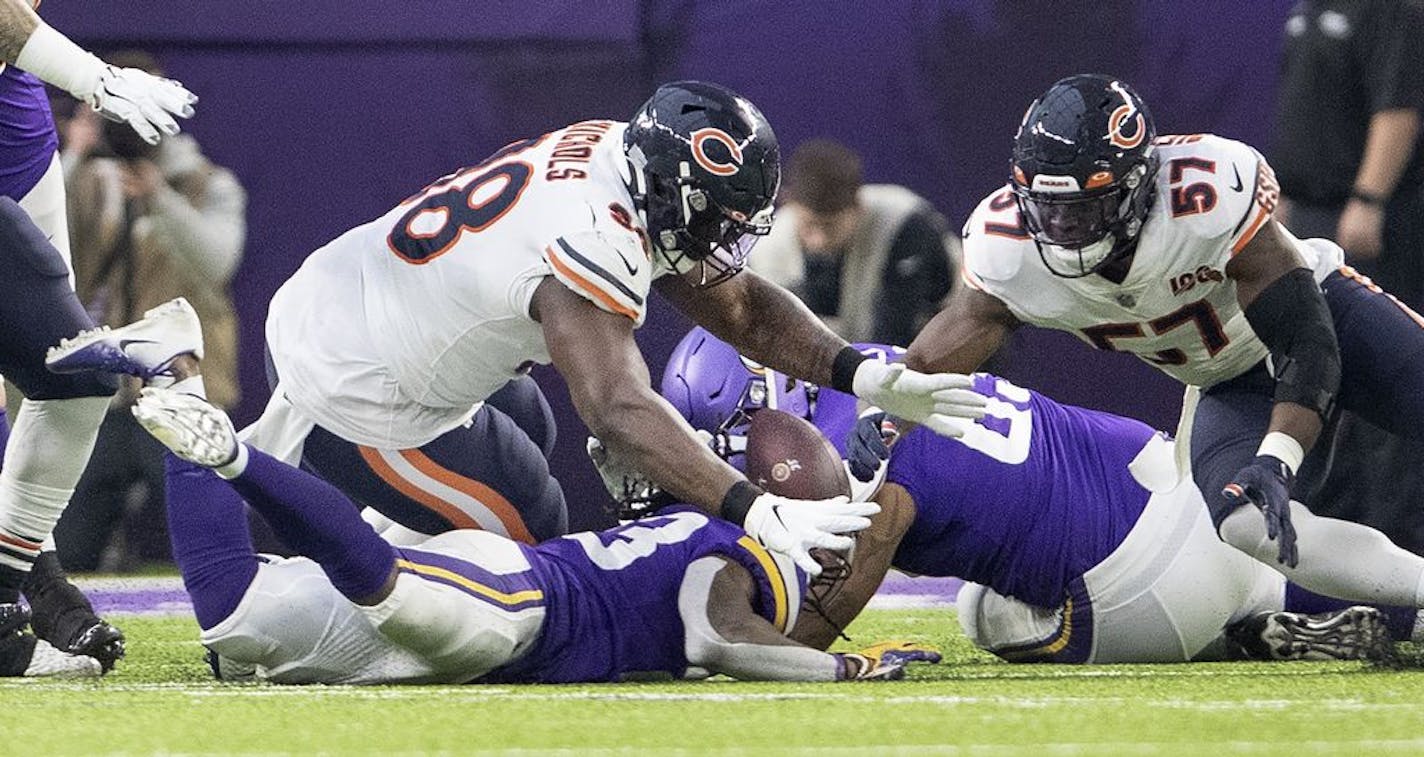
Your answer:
[357,446,483,532]
[400,449,536,544]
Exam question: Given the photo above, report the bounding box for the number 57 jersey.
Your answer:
[961,134,1344,389]
[266,121,661,448]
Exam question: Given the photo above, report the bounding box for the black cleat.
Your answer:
[1225,606,1393,662]
[0,602,102,677]
[23,554,125,672]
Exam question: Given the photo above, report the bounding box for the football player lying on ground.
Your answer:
[120,378,937,684]
[659,329,1421,663]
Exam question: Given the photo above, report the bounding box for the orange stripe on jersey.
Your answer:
[358,446,483,531]
[1230,206,1270,255]
[400,449,536,545]
[545,245,639,321]
[0,532,42,551]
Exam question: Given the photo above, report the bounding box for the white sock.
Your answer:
[0,396,109,572]
[1220,501,1424,608]
[215,443,250,480]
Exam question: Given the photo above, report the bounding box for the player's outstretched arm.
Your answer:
[788,483,917,651]
[1,0,196,145]
[679,556,929,681]
[536,277,746,514]
[1222,219,1340,567]
[904,283,1019,376]
[656,269,986,436]
[535,278,875,576]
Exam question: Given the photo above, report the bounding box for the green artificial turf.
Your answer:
[3,609,1422,755]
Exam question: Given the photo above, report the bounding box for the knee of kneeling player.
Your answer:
[1216,503,1292,560]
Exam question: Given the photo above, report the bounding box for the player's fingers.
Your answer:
[807,530,856,553]
[921,414,972,438]
[822,498,880,518]
[1279,515,1299,567]
[931,387,988,407]
[139,103,181,136]
[847,457,877,483]
[906,370,976,392]
[157,79,198,115]
[125,113,162,145]
[790,548,823,577]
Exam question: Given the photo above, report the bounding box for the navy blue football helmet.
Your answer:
[1010,74,1159,277]
[624,81,780,287]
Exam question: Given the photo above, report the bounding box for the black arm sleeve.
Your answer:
[872,212,953,346]
[1243,267,1341,418]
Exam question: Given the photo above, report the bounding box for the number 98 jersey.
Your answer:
[961,134,1344,389]
[265,121,668,448]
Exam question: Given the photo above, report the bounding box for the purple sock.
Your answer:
[165,454,260,630]
[226,445,397,602]
[1284,581,1415,642]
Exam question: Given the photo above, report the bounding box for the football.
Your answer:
[745,409,851,501]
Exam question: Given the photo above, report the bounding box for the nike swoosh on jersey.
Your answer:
[615,250,638,276]
[1230,165,1244,192]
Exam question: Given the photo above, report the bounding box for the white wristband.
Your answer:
[14,23,105,100]
[1256,431,1305,474]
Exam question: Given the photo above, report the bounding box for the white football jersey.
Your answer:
[266,121,667,447]
[962,134,1344,389]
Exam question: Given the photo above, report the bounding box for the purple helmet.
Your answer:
[661,327,813,439]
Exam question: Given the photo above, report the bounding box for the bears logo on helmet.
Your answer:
[1010,74,1160,278]
[624,81,780,287]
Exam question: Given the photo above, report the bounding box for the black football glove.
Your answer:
[1222,454,1298,568]
[847,411,897,482]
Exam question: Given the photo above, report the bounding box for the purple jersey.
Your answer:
[816,368,1158,608]
[0,64,56,200]
[479,507,803,683]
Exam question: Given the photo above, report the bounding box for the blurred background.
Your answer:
[39,0,1318,558]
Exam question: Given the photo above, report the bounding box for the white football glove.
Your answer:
[851,361,985,438]
[742,493,879,577]
[86,65,197,146]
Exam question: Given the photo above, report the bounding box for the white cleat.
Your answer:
[24,638,104,678]
[131,388,239,468]
[0,603,102,678]
[46,297,203,379]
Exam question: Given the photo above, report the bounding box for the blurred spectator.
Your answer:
[1270,1,1424,554]
[53,50,245,571]
[749,139,957,346]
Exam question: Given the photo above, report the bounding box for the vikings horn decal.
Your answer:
[1106,81,1146,150]
[691,127,745,176]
